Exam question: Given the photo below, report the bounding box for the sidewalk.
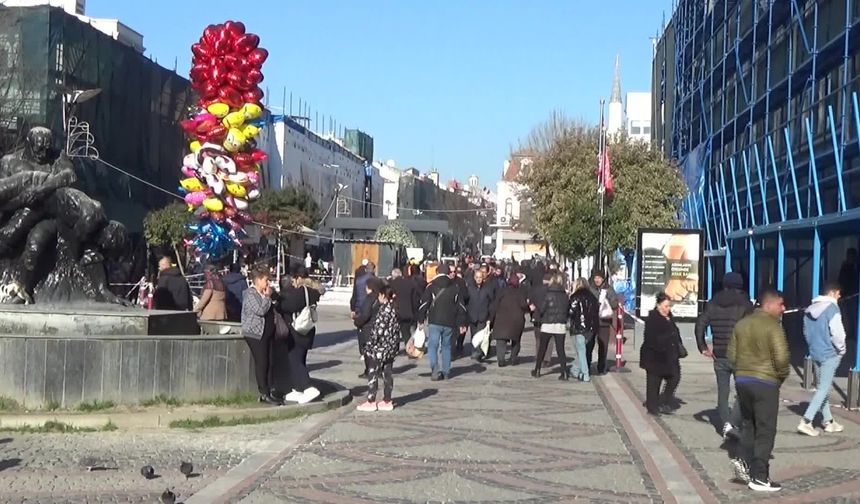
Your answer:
[615,333,860,503]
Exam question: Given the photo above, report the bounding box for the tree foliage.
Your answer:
[143,202,192,248]
[250,187,321,232]
[374,221,418,247]
[518,114,686,259]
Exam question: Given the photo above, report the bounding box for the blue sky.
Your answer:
[88,0,673,187]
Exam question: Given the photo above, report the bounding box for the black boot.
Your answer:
[531,367,540,378]
[558,368,570,381]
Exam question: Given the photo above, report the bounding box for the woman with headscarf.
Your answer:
[489,274,530,367]
[641,292,683,416]
[194,265,227,321]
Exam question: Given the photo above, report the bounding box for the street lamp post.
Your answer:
[62,87,101,153]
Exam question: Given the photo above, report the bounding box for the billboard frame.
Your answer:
[635,227,704,322]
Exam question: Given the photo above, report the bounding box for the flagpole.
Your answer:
[597,99,606,274]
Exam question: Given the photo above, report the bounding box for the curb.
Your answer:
[0,380,352,430]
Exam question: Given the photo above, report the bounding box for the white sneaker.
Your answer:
[797,420,820,437]
[823,420,844,433]
[297,386,320,404]
[283,390,304,403]
[748,478,782,492]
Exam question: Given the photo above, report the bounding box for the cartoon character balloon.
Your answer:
[178,20,267,258]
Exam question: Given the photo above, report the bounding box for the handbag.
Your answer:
[678,336,689,359]
[412,325,426,348]
[273,310,291,340]
[292,287,318,335]
[470,325,490,348]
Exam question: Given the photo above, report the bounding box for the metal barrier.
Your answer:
[615,305,626,370]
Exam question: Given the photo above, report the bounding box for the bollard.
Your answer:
[848,369,860,410]
[615,305,625,370]
[802,356,816,390]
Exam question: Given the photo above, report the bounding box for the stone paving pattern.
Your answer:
[4,306,860,502]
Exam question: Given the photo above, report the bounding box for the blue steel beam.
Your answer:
[812,228,822,298]
[777,232,785,292]
[803,117,824,217]
[742,151,757,227]
[766,136,787,221]
[749,237,757,300]
[752,144,770,225]
[709,182,727,246]
[790,0,812,54]
[784,127,804,219]
[854,92,860,158]
[729,158,744,227]
[718,163,734,232]
[827,105,847,212]
[726,239,733,273]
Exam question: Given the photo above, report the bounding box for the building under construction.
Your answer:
[653,0,860,308]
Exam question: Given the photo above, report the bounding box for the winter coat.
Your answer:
[350,272,375,312]
[367,302,400,363]
[390,277,419,323]
[640,309,681,377]
[241,288,272,339]
[694,288,753,358]
[804,295,847,361]
[279,285,322,343]
[529,283,548,321]
[490,286,529,342]
[728,309,790,385]
[569,287,599,336]
[354,294,380,347]
[154,267,193,311]
[589,281,619,327]
[222,272,247,322]
[418,275,467,328]
[537,285,570,328]
[195,288,227,321]
[466,281,495,324]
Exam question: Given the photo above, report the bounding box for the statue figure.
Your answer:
[0,126,128,305]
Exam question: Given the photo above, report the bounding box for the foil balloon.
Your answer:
[180,20,268,259]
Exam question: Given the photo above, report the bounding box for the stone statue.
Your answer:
[0,126,128,305]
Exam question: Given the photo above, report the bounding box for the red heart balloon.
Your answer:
[191,43,212,59]
[242,88,263,104]
[218,87,243,108]
[203,25,220,44]
[180,119,199,135]
[226,70,244,89]
[224,20,246,39]
[209,66,226,86]
[248,48,269,66]
[235,33,260,54]
[234,76,253,92]
[190,63,210,82]
[214,30,232,55]
[201,80,219,100]
[251,149,268,162]
[223,53,240,70]
[248,68,264,84]
[236,58,254,74]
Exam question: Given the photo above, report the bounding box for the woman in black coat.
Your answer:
[640,292,682,416]
[279,274,322,367]
[533,273,571,380]
[354,277,384,378]
[489,274,530,367]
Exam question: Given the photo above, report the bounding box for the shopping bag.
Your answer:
[481,328,491,355]
[471,325,489,348]
[412,325,426,348]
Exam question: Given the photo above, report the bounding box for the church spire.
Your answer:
[610,54,622,103]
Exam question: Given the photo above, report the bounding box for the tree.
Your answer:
[374,221,418,247]
[143,202,192,273]
[250,187,320,232]
[518,114,686,259]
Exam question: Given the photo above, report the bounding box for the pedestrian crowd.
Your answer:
[348,255,619,412]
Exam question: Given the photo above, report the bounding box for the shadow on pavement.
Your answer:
[0,459,21,472]
[693,408,722,434]
[448,363,487,378]
[308,360,343,372]
[392,363,417,374]
[396,388,438,407]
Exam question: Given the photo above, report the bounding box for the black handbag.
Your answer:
[273,310,292,341]
[678,337,689,359]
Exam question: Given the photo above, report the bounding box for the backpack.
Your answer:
[292,287,318,335]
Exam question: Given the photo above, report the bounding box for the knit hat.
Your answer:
[723,272,743,290]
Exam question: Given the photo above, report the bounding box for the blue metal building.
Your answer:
[652,0,860,393]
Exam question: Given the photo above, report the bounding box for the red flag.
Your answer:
[598,148,614,194]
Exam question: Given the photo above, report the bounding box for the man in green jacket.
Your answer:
[728,288,789,493]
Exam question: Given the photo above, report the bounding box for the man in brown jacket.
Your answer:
[728,288,789,493]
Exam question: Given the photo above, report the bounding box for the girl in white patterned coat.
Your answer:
[357,285,401,412]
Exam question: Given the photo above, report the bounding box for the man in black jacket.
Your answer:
[452,266,471,356]
[389,268,419,343]
[694,271,753,439]
[467,268,495,361]
[418,264,467,380]
[154,256,192,311]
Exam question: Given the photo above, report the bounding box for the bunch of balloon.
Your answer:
[177,20,269,258]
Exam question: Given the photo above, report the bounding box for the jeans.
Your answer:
[803,355,842,423]
[586,324,611,373]
[736,381,779,481]
[366,356,393,402]
[572,333,591,380]
[535,332,567,374]
[714,358,743,427]
[427,324,453,375]
[645,372,680,414]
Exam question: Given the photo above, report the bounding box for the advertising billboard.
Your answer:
[635,228,703,320]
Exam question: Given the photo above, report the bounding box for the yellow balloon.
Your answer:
[223,128,247,153]
[241,124,260,139]
[202,197,224,212]
[180,177,204,192]
[222,111,246,129]
[225,181,247,198]
[206,102,230,118]
[242,103,263,120]
[189,140,201,153]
